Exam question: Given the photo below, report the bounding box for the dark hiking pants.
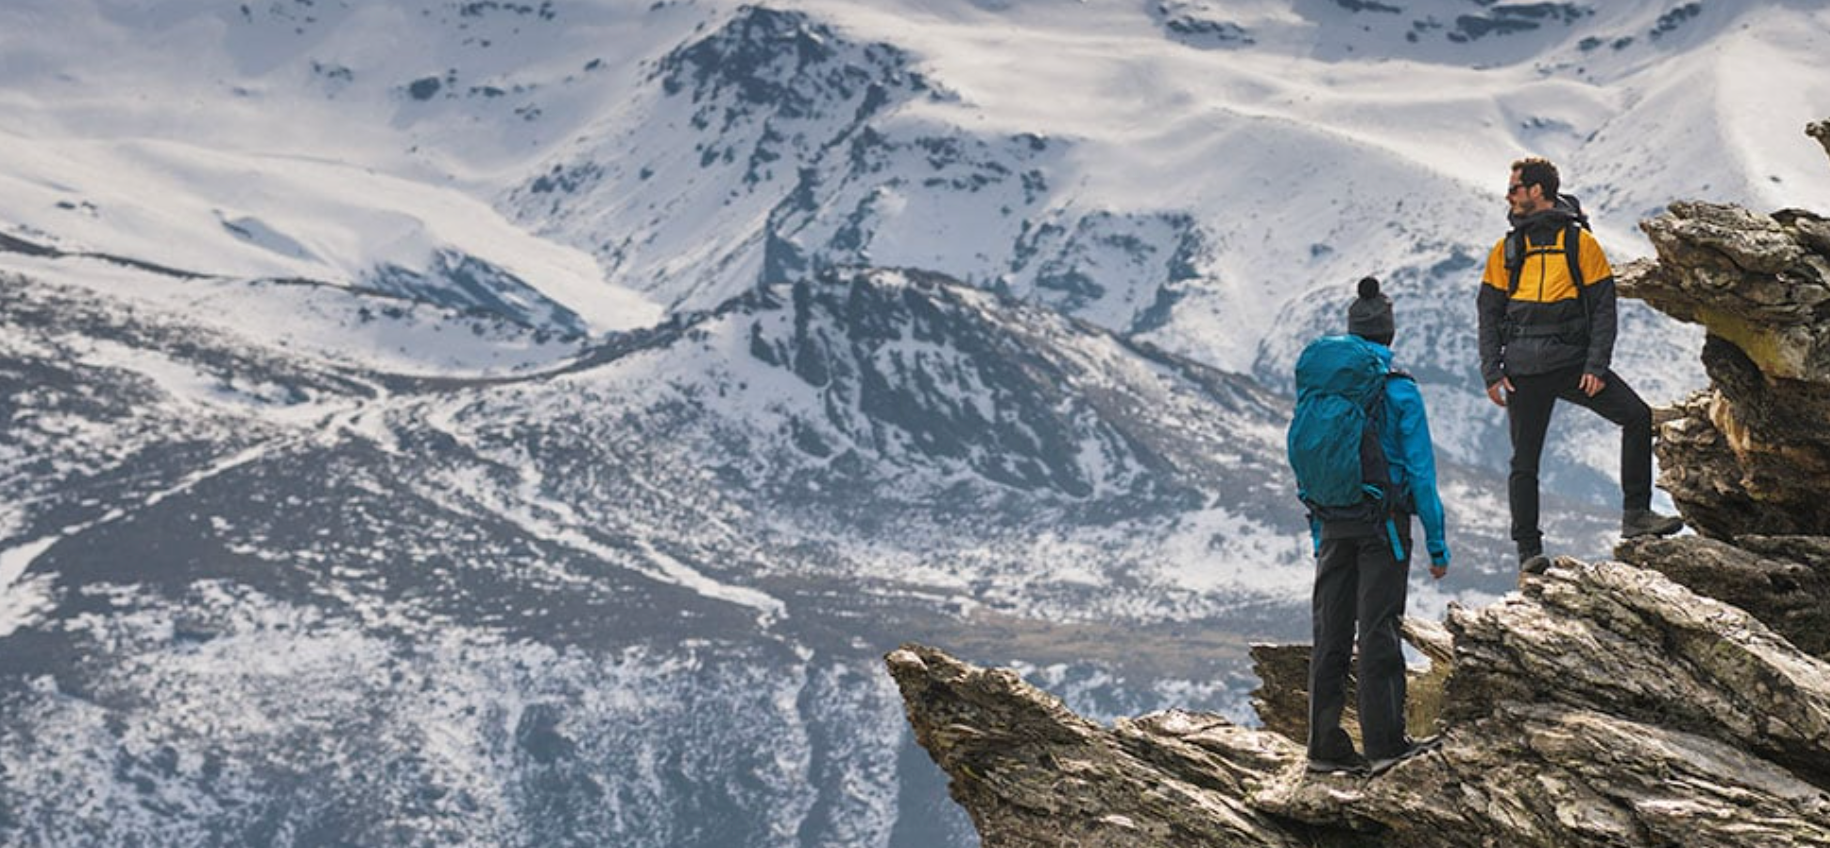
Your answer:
[1505,365,1654,555]
[1308,532,1411,762]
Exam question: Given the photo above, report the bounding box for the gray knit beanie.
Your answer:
[1347,276,1394,344]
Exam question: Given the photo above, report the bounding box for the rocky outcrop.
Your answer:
[1617,197,1830,538]
[888,121,1830,847]
[1616,534,1830,658]
[890,555,1830,847]
[886,645,1316,847]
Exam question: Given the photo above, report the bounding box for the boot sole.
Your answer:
[1622,520,1684,538]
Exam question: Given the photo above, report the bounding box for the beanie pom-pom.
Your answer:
[1357,276,1380,299]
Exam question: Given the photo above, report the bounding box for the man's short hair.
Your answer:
[1511,157,1560,198]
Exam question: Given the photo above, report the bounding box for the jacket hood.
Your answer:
[1507,205,1579,232]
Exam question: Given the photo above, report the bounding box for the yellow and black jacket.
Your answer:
[1476,208,1617,385]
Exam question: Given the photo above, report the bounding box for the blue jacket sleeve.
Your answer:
[1387,379,1449,568]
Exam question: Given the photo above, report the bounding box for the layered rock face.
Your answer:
[1617,199,1830,538]
[888,121,1830,847]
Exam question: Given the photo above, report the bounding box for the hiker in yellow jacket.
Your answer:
[1476,157,1683,576]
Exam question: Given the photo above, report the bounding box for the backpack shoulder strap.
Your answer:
[1563,223,1584,287]
[1563,223,1590,316]
[1378,370,1415,522]
[1381,370,1414,423]
[1504,230,1526,296]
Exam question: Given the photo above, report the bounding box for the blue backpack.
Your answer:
[1287,335,1405,526]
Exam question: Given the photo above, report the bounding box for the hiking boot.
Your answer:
[1306,751,1370,776]
[1622,509,1684,539]
[1368,735,1443,777]
[1517,548,1549,587]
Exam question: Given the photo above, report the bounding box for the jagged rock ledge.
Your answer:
[888,120,1830,847]
[889,553,1830,847]
[1614,124,1830,537]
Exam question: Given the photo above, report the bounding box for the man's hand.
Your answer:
[1580,372,1606,397]
[1486,377,1514,407]
[1429,565,1447,580]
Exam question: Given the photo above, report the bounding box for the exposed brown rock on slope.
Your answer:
[889,121,1830,847]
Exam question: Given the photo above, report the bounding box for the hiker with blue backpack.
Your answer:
[1478,157,1683,578]
[1287,277,1447,777]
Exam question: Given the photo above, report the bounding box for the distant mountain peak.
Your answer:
[618,264,1287,506]
[653,5,937,110]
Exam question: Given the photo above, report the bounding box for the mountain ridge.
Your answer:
[0,242,1322,845]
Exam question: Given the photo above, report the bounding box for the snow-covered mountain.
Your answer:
[10,0,1828,492]
[4,0,1829,844]
[0,254,1352,844]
